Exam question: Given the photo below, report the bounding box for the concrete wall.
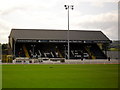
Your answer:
[107,51,119,59]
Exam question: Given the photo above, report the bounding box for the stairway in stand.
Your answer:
[23,45,30,58]
[84,46,96,59]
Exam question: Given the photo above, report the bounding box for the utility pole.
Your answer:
[64,5,74,59]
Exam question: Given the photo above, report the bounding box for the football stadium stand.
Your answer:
[8,29,111,61]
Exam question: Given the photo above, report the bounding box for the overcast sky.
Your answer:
[0,0,119,43]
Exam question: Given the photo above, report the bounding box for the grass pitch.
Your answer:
[2,64,118,88]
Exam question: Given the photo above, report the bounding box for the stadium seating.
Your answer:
[15,43,106,59]
[89,44,107,59]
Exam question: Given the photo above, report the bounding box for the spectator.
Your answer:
[108,57,110,61]
[81,56,83,61]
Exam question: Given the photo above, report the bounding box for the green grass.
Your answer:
[108,48,120,51]
[2,64,118,88]
[0,64,2,90]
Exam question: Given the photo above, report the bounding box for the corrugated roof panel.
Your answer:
[10,29,110,41]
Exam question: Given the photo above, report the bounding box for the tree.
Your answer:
[2,43,8,55]
[2,43,8,50]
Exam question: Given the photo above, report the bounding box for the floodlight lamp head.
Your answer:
[64,5,68,10]
[71,5,74,10]
[64,5,67,7]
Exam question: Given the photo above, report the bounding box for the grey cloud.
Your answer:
[75,12,118,40]
[0,6,28,15]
